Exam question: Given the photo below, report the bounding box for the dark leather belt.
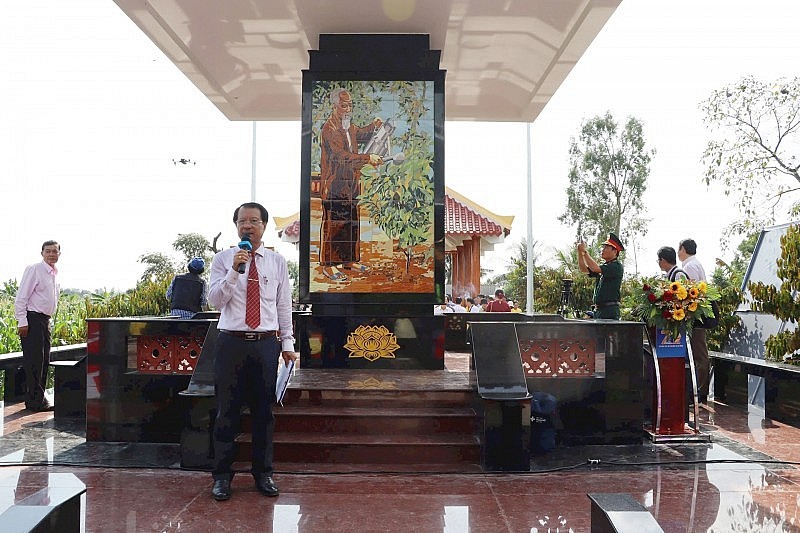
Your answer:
[595,302,620,309]
[220,330,278,341]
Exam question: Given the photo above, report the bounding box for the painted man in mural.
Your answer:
[319,88,383,282]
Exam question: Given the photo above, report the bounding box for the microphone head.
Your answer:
[238,233,252,251]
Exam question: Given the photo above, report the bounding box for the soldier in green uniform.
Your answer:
[576,233,624,319]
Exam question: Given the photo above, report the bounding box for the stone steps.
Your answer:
[235,369,482,472]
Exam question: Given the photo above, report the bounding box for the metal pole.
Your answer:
[251,121,257,201]
[526,122,534,312]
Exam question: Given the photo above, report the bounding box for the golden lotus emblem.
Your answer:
[344,325,401,361]
[347,377,398,389]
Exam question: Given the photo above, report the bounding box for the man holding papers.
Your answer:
[207,202,298,501]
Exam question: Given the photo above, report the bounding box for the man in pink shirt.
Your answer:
[14,240,61,411]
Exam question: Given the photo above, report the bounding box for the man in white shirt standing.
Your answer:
[15,240,61,411]
[678,238,709,402]
[208,202,297,501]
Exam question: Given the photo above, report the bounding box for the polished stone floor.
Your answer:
[2,359,800,531]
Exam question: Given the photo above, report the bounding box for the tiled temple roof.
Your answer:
[443,188,512,237]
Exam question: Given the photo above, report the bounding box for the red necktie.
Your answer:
[245,255,261,329]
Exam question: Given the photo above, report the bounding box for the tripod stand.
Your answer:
[558,279,581,318]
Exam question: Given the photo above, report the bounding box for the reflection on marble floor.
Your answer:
[1,395,800,531]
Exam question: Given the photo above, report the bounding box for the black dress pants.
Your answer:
[212,332,280,480]
[690,328,710,398]
[21,311,51,409]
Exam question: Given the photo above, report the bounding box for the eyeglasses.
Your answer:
[236,218,263,226]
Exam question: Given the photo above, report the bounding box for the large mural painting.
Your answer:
[307,80,435,295]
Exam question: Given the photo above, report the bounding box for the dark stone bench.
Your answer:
[587,493,663,532]
[178,327,219,469]
[0,344,86,402]
[711,350,800,426]
[469,322,532,472]
[50,356,87,419]
[0,473,86,532]
[470,319,646,462]
[0,352,26,401]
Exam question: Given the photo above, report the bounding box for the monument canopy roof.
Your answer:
[113,0,621,122]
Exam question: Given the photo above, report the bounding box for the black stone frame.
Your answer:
[298,34,445,310]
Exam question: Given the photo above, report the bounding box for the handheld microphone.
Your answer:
[236,234,252,274]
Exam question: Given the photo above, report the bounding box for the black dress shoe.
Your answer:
[211,479,231,501]
[25,402,53,412]
[254,475,279,497]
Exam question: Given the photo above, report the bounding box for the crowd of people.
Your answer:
[434,288,523,315]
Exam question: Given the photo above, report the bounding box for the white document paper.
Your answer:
[275,359,295,406]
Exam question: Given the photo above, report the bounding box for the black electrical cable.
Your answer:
[1,455,796,476]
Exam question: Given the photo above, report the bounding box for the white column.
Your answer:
[251,121,257,201]
[526,122,534,312]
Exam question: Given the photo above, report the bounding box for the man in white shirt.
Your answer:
[450,297,467,313]
[208,202,297,501]
[678,238,709,402]
[679,238,706,282]
[15,240,61,411]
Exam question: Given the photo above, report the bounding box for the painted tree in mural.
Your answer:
[359,81,434,273]
[748,224,800,363]
[311,80,434,274]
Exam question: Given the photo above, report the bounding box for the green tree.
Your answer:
[559,112,654,244]
[138,252,177,283]
[139,232,218,283]
[700,76,800,237]
[173,233,214,266]
[748,224,800,362]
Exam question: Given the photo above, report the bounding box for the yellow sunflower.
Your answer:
[697,281,707,293]
[689,287,699,298]
[688,301,698,312]
[669,281,682,292]
[672,308,686,321]
[676,286,688,300]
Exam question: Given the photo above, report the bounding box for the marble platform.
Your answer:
[1,352,800,531]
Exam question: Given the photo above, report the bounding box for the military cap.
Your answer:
[601,233,625,252]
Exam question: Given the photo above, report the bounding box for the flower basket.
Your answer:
[634,277,720,342]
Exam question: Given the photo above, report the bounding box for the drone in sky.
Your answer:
[172,158,196,166]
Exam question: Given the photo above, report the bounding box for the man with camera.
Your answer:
[577,233,624,320]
